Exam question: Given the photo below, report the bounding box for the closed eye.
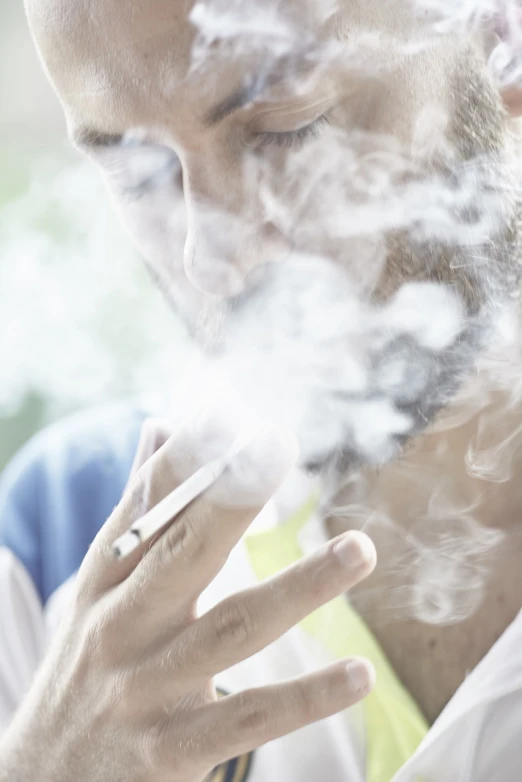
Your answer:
[255,115,330,149]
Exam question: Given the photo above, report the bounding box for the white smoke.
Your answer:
[415,0,522,88]
[328,500,505,627]
[0,159,190,417]
[190,0,340,66]
[6,0,522,629]
[210,259,466,466]
[176,0,522,626]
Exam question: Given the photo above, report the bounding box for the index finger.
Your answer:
[115,423,299,616]
[126,418,172,489]
[77,416,298,601]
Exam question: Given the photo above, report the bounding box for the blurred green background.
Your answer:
[0,4,190,470]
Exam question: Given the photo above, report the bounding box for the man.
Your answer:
[2,0,522,780]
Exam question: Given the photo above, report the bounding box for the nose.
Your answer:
[182,156,290,298]
[183,204,250,297]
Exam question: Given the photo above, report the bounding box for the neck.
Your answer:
[324,319,522,721]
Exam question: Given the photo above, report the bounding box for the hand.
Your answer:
[0,418,376,782]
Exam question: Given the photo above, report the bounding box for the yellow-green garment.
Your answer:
[245,496,429,782]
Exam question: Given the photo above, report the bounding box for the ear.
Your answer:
[481,2,522,117]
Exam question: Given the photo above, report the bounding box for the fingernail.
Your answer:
[346,659,375,694]
[334,531,376,570]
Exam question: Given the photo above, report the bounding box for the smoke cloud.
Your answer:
[5,0,522,627]
[0,160,190,416]
[177,0,522,625]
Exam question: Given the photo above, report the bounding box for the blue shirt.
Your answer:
[0,402,145,604]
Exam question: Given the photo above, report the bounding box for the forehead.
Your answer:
[27,0,338,135]
[27,0,193,131]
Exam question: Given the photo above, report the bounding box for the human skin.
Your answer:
[19,0,522,735]
[0,420,377,782]
[24,0,522,468]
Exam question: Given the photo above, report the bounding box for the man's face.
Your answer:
[25,0,521,469]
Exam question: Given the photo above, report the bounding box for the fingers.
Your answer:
[212,659,375,761]
[157,658,375,772]
[117,424,299,616]
[78,418,298,602]
[77,418,180,597]
[126,419,172,488]
[163,531,376,678]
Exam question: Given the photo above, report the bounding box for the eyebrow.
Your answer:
[76,55,311,140]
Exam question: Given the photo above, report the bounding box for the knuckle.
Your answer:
[213,599,255,647]
[141,719,170,770]
[142,718,201,776]
[309,547,346,596]
[292,679,316,722]
[163,518,189,561]
[114,469,149,535]
[235,691,271,738]
[80,604,121,664]
[161,508,206,563]
[132,466,151,513]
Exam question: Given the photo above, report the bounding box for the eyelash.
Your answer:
[255,115,330,149]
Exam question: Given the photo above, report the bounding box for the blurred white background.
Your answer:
[1,4,65,151]
[0,4,189,469]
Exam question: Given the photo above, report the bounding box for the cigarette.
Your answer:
[112,427,258,561]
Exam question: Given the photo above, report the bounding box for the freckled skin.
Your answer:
[24,0,522,721]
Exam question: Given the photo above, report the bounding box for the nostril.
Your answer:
[184,236,245,297]
[188,259,245,297]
